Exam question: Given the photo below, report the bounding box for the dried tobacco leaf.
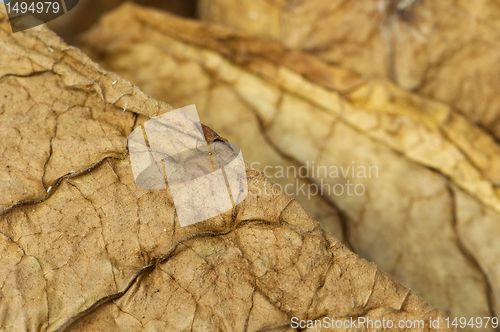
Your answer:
[199,0,500,140]
[0,5,450,332]
[80,4,500,330]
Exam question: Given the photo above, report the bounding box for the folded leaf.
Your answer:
[199,0,500,140]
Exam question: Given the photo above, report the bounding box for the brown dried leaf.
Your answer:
[0,5,449,332]
[199,0,500,139]
[80,3,500,330]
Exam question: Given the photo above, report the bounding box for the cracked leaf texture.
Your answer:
[79,3,500,331]
[0,5,452,332]
[199,0,500,140]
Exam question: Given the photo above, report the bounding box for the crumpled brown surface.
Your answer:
[0,5,451,332]
[79,3,500,330]
[199,0,500,140]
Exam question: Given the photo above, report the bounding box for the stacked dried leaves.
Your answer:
[0,5,452,332]
[79,3,500,331]
[199,0,500,140]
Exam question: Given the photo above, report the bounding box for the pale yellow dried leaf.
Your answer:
[199,0,500,140]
